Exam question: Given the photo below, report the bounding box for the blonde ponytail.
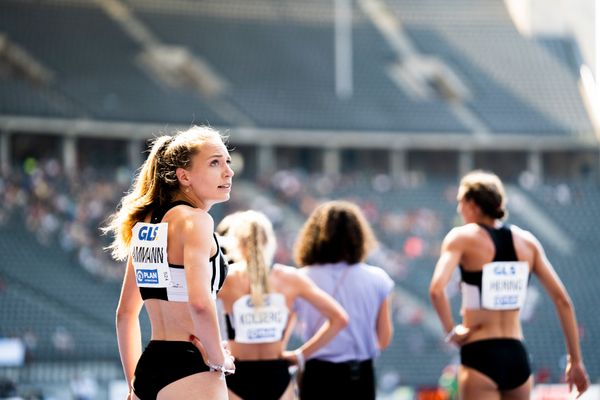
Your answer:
[103,126,226,260]
[226,211,276,306]
[247,221,270,306]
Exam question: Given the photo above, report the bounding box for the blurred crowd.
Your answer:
[0,158,131,280]
[1,159,587,332]
[1,158,597,393]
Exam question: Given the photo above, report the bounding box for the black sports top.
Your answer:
[225,314,236,340]
[138,201,228,302]
[459,223,531,311]
[460,224,519,290]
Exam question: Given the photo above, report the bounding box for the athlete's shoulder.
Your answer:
[170,203,212,219]
[274,264,313,286]
[443,224,474,241]
[509,224,541,249]
[272,263,301,278]
[227,262,246,275]
[172,206,213,229]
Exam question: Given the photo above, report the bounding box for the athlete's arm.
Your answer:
[283,272,349,362]
[528,232,589,396]
[184,211,232,370]
[429,228,462,335]
[115,255,144,389]
[376,294,393,350]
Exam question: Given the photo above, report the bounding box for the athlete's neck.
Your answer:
[476,217,499,228]
[172,192,210,211]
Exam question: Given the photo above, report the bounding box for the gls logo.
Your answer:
[136,269,159,284]
[138,226,159,241]
[494,264,516,275]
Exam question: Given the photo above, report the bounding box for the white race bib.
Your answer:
[131,222,171,288]
[481,261,529,310]
[232,293,289,344]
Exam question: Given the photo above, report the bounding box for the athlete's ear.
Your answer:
[176,167,191,187]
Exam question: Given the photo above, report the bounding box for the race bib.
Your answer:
[130,222,171,288]
[481,261,529,310]
[232,293,289,344]
[166,267,188,302]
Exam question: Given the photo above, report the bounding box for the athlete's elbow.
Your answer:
[332,309,350,329]
[115,300,140,320]
[188,299,212,315]
[115,308,137,325]
[554,292,574,312]
[429,283,445,303]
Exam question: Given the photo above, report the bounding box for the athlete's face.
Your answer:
[457,186,473,222]
[457,195,478,223]
[181,139,234,209]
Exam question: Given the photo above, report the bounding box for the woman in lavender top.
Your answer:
[293,200,395,400]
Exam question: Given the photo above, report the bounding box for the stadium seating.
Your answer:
[0,1,225,124]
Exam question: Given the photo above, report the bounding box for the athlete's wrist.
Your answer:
[444,326,457,343]
[207,354,235,375]
[206,351,225,366]
[444,324,468,343]
[567,354,583,364]
[294,348,305,371]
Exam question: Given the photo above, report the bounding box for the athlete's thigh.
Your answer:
[228,389,242,400]
[501,376,533,400]
[459,365,500,400]
[279,381,295,400]
[158,371,228,400]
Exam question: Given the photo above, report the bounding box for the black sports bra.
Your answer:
[460,224,518,289]
[138,201,228,302]
[460,224,530,310]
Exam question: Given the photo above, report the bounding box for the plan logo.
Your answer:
[136,269,159,284]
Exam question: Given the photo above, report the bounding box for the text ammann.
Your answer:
[132,246,164,264]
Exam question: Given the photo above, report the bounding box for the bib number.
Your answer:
[481,261,529,310]
[131,222,171,288]
[232,294,289,344]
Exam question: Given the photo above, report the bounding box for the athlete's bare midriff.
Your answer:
[229,340,285,360]
[145,299,196,341]
[460,224,536,343]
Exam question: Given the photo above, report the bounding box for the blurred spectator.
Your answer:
[0,377,20,400]
[70,372,98,400]
[51,326,74,353]
[555,183,572,205]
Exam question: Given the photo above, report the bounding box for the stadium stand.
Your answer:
[0,1,226,124]
[388,0,594,135]
[2,0,593,135]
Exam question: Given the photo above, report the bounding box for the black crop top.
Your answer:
[138,201,228,302]
[460,224,519,290]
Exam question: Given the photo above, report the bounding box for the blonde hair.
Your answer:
[103,126,226,260]
[227,211,276,306]
[458,170,507,219]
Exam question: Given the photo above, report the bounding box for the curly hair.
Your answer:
[294,200,377,267]
[103,126,227,260]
